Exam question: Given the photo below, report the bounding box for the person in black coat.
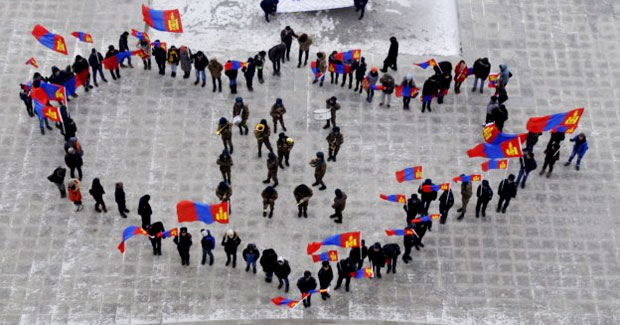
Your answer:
[242,57,256,91]
[421,73,440,113]
[19,84,34,117]
[367,242,386,278]
[496,174,517,214]
[516,152,537,188]
[242,243,261,273]
[435,62,453,104]
[472,57,491,93]
[255,51,266,83]
[200,229,216,265]
[260,0,278,22]
[137,195,152,229]
[48,167,67,198]
[438,188,454,224]
[417,179,438,215]
[348,239,367,270]
[492,104,508,132]
[104,46,121,80]
[88,49,107,86]
[402,225,416,263]
[403,194,423,225]
[118,31,132,68]
[152,41,167,75]
[317,261,333,300]
[354,57,367,93]
[260,248,278,282]
[89,178,107,213]
[146,221,165,256]
[224,62,239,94]
[61,118,78,142]
[72,55,93,91]
[268,43,286,76]
[192,51,209,87]
[328,51,342,84]
[222,229,241,268]
[413,219,432,251]
[115,182,129,218]
[334,257,354,291]
[525,131,543,154]
[274,257,291,292]
[475,180,493,218]
[540,140,560,177]
[383,243,401,274]
[64,147,83,180]
[280,26,298,62]
[173,227,192,265]
[354,0,368,19]
[297,271,317,308]
[381,37,398,72]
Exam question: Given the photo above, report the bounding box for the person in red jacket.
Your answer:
[67,179,83,212]
[453,60,468,94]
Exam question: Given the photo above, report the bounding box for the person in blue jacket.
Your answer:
[564,133,588,170]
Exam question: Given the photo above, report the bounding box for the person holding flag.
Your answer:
[118,31,133,68]
[173,227,192,266]
[496,174,517,214]
[137,39,152,70]
[104,45,121,80]
[402,225,416,263]
[475,180,493,218]
[438,187,454,224]
[19,84,34,117]
[453,60,469,94]
[456,176,473,220]
[383,243,401,274]
[516,152,537,188]
[354,57,367,93]
[334,257,354,291]
[317,261,333,300]
[146,221,165,256]
[364,67,380,102]
[88,48,108,86]
[421,73,440,113]
[367,242,386,278]
[399,74,417,109]
[297,271,318,308]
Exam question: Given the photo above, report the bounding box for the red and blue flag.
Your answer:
[33,99,62,122]
[71,31,93,43]
[142,4,183,33]
[311,61,324,80]
[32,24,67,55]
[421,183,451,193]
[385,228,417,237]
[177,200,229,225]
[350,267,373,279]
[379,194,406,203]
[102,51,132,70]
[151,41,167,51]
[481,159,508,172]
[526,107,584,134]
[311,250,338,263]
[61,70,89,97]
[271,296,299,308]
[467,137,523,159]
[488,73,499,88]
[483,122,528,145]
[307,231,361,254]
[334,64,352,74]
[369,84,385,91]
[157,227,178,239]
[395,166,422,183]
[31,82,66,104]
[453,174,482,183]
[224,60,245,71]
[336,49,361,61]
[117,226,149,253]
[414,58,438,69]
[411,214,441,223]
[395,85,419,98]
[131,29,150,43]
[25,57,39,68]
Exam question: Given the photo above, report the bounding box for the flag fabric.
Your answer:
[414,58,438,69]
[420,94,435,103]
[142,4,183,33]
[177,200,229,224]
[157,227,178,239]
[151,41,167,51]
[132,49,149,59]
[102,51,132,70]
[307,231,361,255]
[131,29,150,43]
[117,226,149,253]
[379,194,407,203]
[369,84,385,91]
[335,49,361,61]
[62,70,89,97]
[71,31,93,43]
[334,64,352,74]
[350,267,373,279]
[33,99,62,122]
[453,174,482,183]
[483,122,528,145]
[526,107,584,134]
[395,85,419,98]
[311,250,339,263]
[395,166,422,183]
[488,73,499,88]
[466,67,474,77]
[410,214,441,223]
[31,82,66,104]
[306,289,328,295]
[385,228,418,237]
[32,24,67,55]
[25,57,39,68]
[467,137,523,159]
[224,60,246,71]
[421,183,451,193]
[481,159,509,172]
[311,61,324,80]
[271,296,299,308]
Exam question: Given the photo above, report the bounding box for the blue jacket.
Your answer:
[571,136,588,157]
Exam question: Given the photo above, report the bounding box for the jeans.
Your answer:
[170,65,177,74]
[473,77,486,90]
[120,55,132,66]
[225,252,237,267]
[381,92,391,105]
[366,89,374,101]
[567,149,583,166]
[497,197,511,213]
[92,66,107,84]
[516,168,530,187]
[38,116,50,131]
[277,276,289,291]
[246,261,257,272]
[150,237,161,255]
[202,248,214,265]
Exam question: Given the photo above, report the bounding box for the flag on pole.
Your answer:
[414,58,438,69]
[131,29,150,43]
[307,231,361,254]
[395,166,422,182]
[157,228,178,238]
[453,174,482,183]
[25,57,39,68]
[142,4,183,33]
[526,108,584,134]
[481,159,509,172]
[32,24,67,55]
[379,194,406,203]
[349,267,373,279]
[71,31,93,43]
[467,137,523,159]
[177,200,229,224]
[311,250,339,263]
[117,226,149,253]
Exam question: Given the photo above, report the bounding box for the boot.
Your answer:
[202,80,206,88]
[546,171,552,178]
[323,122,331,129]
[195,80,199,85]
[298,209,302,218]
[304,211,308,218]
[457,212,464,220]
[319,185,326,191]
[269,210,273,218]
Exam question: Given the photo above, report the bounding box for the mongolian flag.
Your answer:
[306,289,328,296]
[177,200,229,225]
[31,82,66,104]
[481,159,509,172]
[132,49,149,59]
[385,228,418,237]
[483,122,528,145]
[410,214,441,224]
[117,225,149,253]
[420,94,435,103]
[311,250,338,263]
[62,70,89,97]
[350,267,373,279]
[142,4,183,33]
[395,166,422,183]
[488,73,499,88]
[157,227,178,239]
[102,51,132,70]
[336,49,361,61]
[328,62,335,73]
[379,194,406,204]
[526,107,584,134]
[414,58,438,69]
[224,60,246,71]
[131,29,150,43]
[311,61,324,80]
[369,84,385,91]
[71,31,93,43]
[453,174,482,183]
[33,99,62,122]
[25,57,39,68]
[307,231,361,255]
[151,41,167,51]
[467,137,523,159]
[32,24,68,55]
[395,85,419,98]
[271,297,299,308]
[334,64,351,74]
[421,183,451,193]
[466,67,474,77]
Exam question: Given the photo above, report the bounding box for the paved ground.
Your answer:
[1,0,620,324]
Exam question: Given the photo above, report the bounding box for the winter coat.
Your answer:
[224,68,238,80]
[417,184,438,202]
[179,47,192,71]
[454,60,469,83]
[355,62,367,80]
[476,184,493,201]
[146,222,164,237]
[274,261,291,279]
[366,71,379,86]
[298,36,313,51]
[47,167,66,184]
[153,46,167,64]
[368,247,386,267]
[461,182,473,200]
[114,187,125,205]
[337,258,354,276]
[422,75,440,97]
[260,248,278,272]
[280,28,298,45]
[221,234,241,253]
[119,34,129,52]
[297,276,317,293]
[293,185,313,202]
[216,183,232,201]
[544,141,561,163]
[386,39,399,62]
[318,266,334,287]
[349,244,368,262]
[262,186,278,203]
[68,185,82,203]
[498,179,517,199]
[72,58,89,74]
[404,198,423,224]
[64,152,83,169]
[192,52,209,70]
[260,0,277,13]
[570,135,588,157]
[242,245,261,263]
[233,103,249,121]
[173,233,192,252]
[137,195,152,221]
[314,159,327,179]
[473,58,491,79]
[167,48,180,65]
[268,43,286,62]
[332,193,347,212]
[243,61,256,79]
[201,232,216,250]
[520,156,537,173]
[208,59,223,78]
[88,52,104,69]
[379,74,395,94]
[89,182,105,201]
[438,72,452,90]
[317,52,327,73]
[382,243,401,258]
[498,64,512,87]
[439,189,454,210]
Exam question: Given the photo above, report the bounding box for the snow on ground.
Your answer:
[149,0,460,57]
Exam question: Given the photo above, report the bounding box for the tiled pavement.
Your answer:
[1,0,620,324]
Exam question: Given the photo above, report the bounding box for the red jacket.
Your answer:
[454,61,469,83]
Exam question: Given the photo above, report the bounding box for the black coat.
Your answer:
[355,62,367,80]
[88,52,104,68]
[418,185,438,202]
[439,189,454,210]
[119,34,129,52]
[48,167,66,184]
[498,179,517,199]
[476,185,493,201]
[147,221,164,237]
[422,76,439,96]
[243,62,256,79]
[473,58,491,79]
[173,233,192,252]
[153,46,167,64]
[268,44,286,62]
[382,243,401,258]
[349,245,367,262]
[222,235,241,253]
[404,198,423,224]
[242,245,261,263]
[193,53,209,70]
[260,249,278,272]
[63,120,77,141]
[224,68,238,80]
[89,183,105,200]
[337,258,354,276]
[260,0,277,13]
[64,153,83,168]
[385,40,399,62]
[415,221,432,239]
[318,266,333,286]
[137,196,152,226]
[274,260,291,278]
[520,156,537,173]
[297,276,317,293]
[115,188,125,205]
[367,247,386,267]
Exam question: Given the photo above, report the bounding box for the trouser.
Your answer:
[422,199,432,214]
[542,160,556,173]
[473,77,486,91]
[358,4,365,18]
[178,248,190,264]
[439,206,450,224]
[386,256,398,273]
[257,139,273,156]
[212,77,222,91]
[202,248,214,265]
[516,168,530,187]
[335,274,351,290]
[142,58,151,70]
[277,276,289,291]
[38,116,51,132]
[69,166,83,180]
[262,200,275,215]
[354,79,363,92]
[55,182,66,198]
[330,209,343,223]
[273,117,286,132]
[422,97,432,112]
[328,146,340,160]
[222,138,233,153]
[246,76,253,90]
[297,201,308,216]
[277,151,290,167]
[92,66,107,84]
[320,283,330,299]
[284,42,292,61]
[323,116,336,128]
[373,264,382,278]
[352,258,363,270]
[298,49,309,66]
[366,89,374,101]
[341,73,353,87]
[264,270,273,282]
[109,67,120,80]
[196,69,206,83]
[257,68,264,82]
[475,199,489,217]
[302,293,312,307]
[381,92,391,105]
[567,150,583,166]
[314,175,326,188]
[497,197,511,213]
[403,244,412,262]
[220,168,231,183]
[225,252,237,267]
[150,237,161,255]
[461,196,470,213]
[120,55,132,67]
[403,97,411,108]
[228,78,237,93]
[95,199,107,212]
[330,72,339,84]
[246,260,257,272]
[271,59,280,75]
[117,202,127,218]
[382,59,396,71]
[237,120,248,135]
[454,81,462,93]
[156,62,165,75]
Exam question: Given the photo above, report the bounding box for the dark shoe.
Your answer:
[311,182,319,186]
[304,211,308,218]
[319,185,326,191]
[262,179,270,184]
[472,87,476,92]
[576,165,580,171]
[245,265,250,272]
[380,69,387,73]
[46,125,53,130]
[476,213,479,218]
[194,80,199,85]
[457,208,463,212]
[457,213,464,220]
[225,260,230,266]
[334,219,342,224]
[564,162,571,166]
[269,211,273,218]
[263,210,267,217]
[298,210,302,217]
[323,124,330,129]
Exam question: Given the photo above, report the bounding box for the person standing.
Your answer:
[564,133,588,171]
[330,189,347,224]
[224,60,239,94]
[242,243,261,273]
[293,184,313,218]
[280,26,298,62]
[297,271,318,308]
[349,239,367,270]
[67,179,83,212]
[516,152,537,188]
[497,64,512,90]
[310,152,327,190]
[472,57,491,93]
[232,97,250,135]
[216,150,233,184]
[383,243,401,274]
[365,67,380,102]
[260,0,278,22]
[317,261,333,300]
[208,57,223,92]
[403,194,423,225]
[19,84,34,117]
[88,48,107,86]
[35,107,53,135]
[326,126,344,162]
[525,131,543,154]
[354,0,368,19]
[334,257,353,291]
[381,37,399,72]
[274,256,291,292]
[200,229,216,266]
[438,188,454,224]
[297,34,312,68]
[217,117,233,154]
[492,104,509,132]
[137,39,152,70]
[400,74,417,109]
[242,57,256,91]
[413,218,432,250]
[354,57,367,93]
[379,73,395,107]
[496,174,517,214]
[323,96,340,129]
[254,119,273,158]
[417,179,438,215]
[475,180,493,218]
[261,185,278,218]
[89,178,107,213]
[173,227,192,266]
[118,31,133,68]
[192,51,208,87]
[540,140,560,177]
[453,60,468,94]
[64,147,83,180]
[47,167,67,198]
[137,195,152,229]
[255,51,266,83]
[146,221,164,256]
[312,52,327,86]
[421,73,440,113]
[436,63,453,104]
[260,248,278,283]
[216,181,232,203]
[268,43,286,76]
[222,229,241,268]
[328,51,341,84]
[367,242,386,278]
[456,178,473,220]
[114,182,129,218]
[270,98,287,132]
[486,96,499,124]
[402,225,415,263]
[179,46,192,79]
[276,133,294,168]
[152,41,166,75]
[263,153,279,188]
[72,55,93,92]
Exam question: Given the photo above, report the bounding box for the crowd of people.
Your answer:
[20,20,590,308]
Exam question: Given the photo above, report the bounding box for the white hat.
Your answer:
[226,229,234,236]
